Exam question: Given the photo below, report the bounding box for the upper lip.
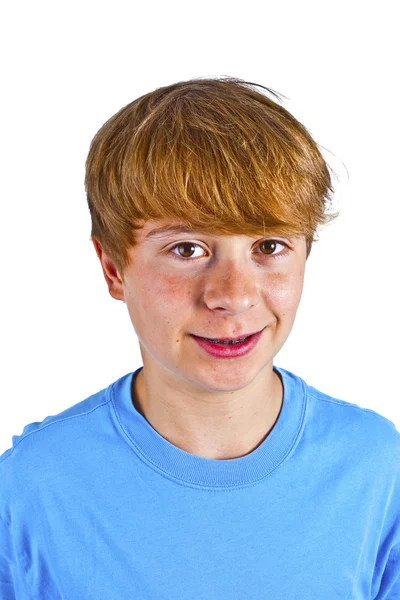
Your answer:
[192,327,264,341]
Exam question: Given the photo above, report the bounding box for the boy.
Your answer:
[1,77,399,598]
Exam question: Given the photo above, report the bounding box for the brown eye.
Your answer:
[174,242,198,258]
[169,241,206,261]
[169,239,289,262]
[260,240,279,255]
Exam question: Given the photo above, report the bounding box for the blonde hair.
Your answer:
[85,77,339,281]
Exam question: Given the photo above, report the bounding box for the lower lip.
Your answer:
[191,329,264,358]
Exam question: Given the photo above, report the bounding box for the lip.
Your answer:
[192,327,264,341]
[191,328,265,359]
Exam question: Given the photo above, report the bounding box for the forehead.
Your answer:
[141,222,205,240]
[138,221,305,244]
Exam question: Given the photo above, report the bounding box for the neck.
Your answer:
[131,366,283,460]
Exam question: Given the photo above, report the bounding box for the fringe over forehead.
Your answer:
[85,77,339,278]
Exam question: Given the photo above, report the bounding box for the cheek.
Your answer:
[138,272,193,321]
[151,273,186,299]
[265,271,304,311]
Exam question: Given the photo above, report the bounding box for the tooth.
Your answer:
[205,338,247,345]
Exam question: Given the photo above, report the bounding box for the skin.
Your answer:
[93,220,308,460]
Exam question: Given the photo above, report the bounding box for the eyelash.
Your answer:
[168,240,291,263]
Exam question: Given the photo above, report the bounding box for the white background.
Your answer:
[1,0,399,454]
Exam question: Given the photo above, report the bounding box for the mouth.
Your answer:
[190,327,265,357]
[191,327,265,345]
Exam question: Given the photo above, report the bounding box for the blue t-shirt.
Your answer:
[1,364,399,599]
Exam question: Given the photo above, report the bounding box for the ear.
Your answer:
[92,238,125,302]
[305,239,312,260]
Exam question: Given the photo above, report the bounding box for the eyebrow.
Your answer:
[144,225,203,240]
[144,224,297,243]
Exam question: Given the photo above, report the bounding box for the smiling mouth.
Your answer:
[191,327,265,344]
[201,337,249,345]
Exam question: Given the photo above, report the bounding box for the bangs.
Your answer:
[85,77,339,276]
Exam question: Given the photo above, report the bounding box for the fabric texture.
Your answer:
[1,364,399,599]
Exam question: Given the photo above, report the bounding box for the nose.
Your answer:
[202,259,260,315]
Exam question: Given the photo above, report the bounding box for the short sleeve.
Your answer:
[0,514,15,599]
[375,544,400,599]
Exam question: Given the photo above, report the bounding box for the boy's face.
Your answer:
[94,220,307,392]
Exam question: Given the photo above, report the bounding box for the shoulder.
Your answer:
[302,373,400,472]
[277,365,400,474]
[0,377,119,509]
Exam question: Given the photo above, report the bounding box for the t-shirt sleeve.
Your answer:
[375,544,400,599]
[0,514,16,600]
